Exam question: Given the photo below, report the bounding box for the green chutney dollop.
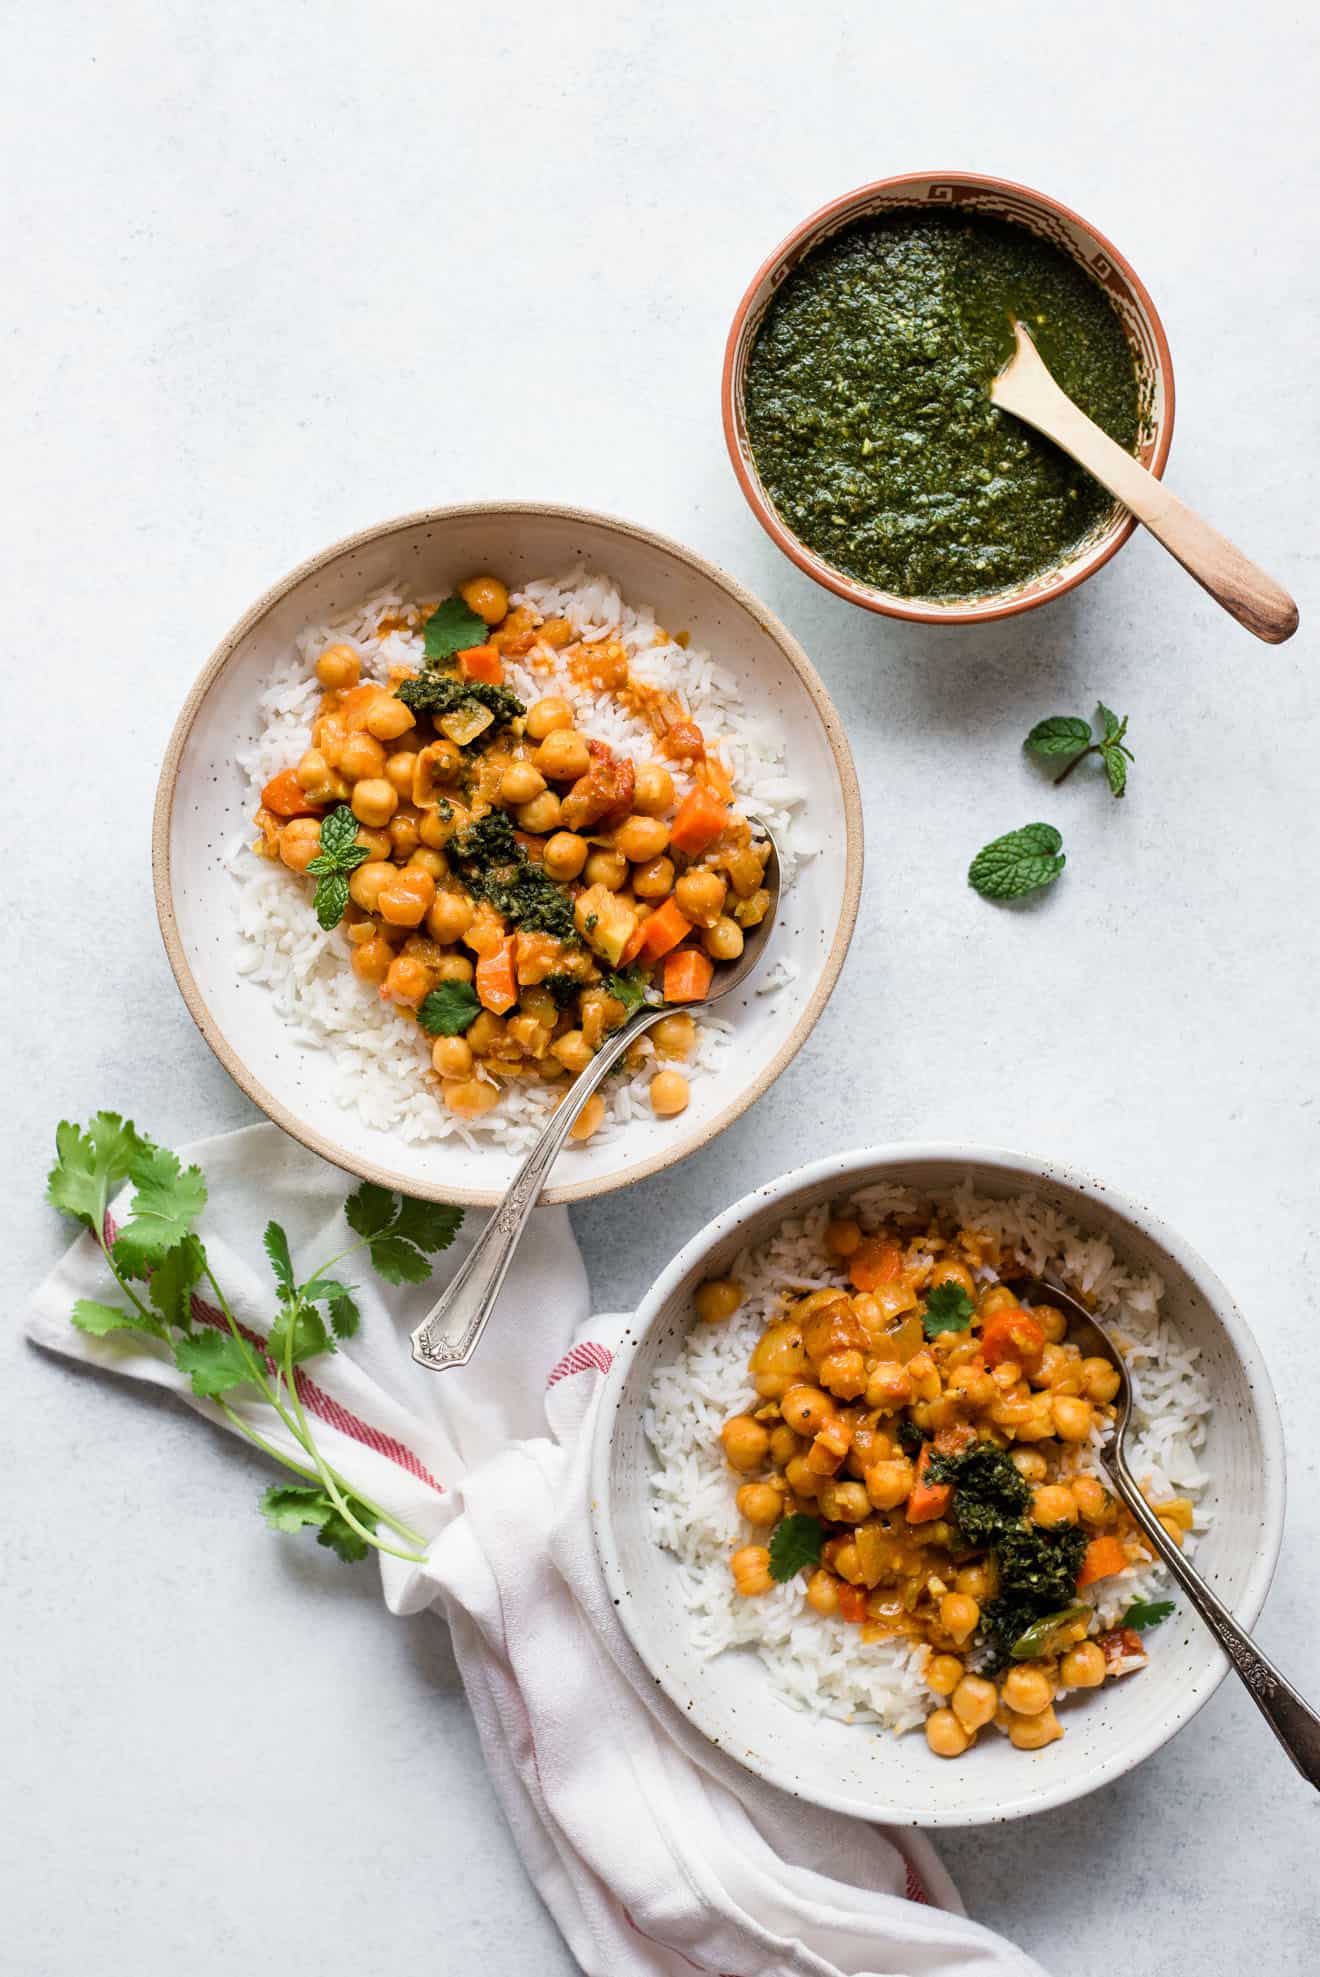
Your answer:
[743,208,1141,600]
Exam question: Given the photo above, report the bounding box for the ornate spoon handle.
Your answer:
[1105,1442,1320,1788]
[410,1004,667,1372]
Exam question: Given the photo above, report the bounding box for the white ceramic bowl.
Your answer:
[153,503,862,1206]
[591,1145,1284,1825]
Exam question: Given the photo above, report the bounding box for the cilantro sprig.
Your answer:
[305,804,370,929]
[922,1282,974,1338]
[968,822,1066,901]
[47,1114,463,1565]
[418,980,482,1036]
[1121,1597,1175,1632]
[1026,702,1134,799]
[422,594,491,662]
[604,965,650,1017]
[767,1513,826,1582]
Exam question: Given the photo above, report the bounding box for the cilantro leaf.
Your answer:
[968,823,1066,902]
[258,1483,378,1562]
[1121,1597,1175,1632]
[417,980,482,1036]
[366,1236,434,1287]
[1025,714,1092,759]
[923,1282,974,1337]
[344,1181,397,1241]
[767,1513,827,1582]
[71,1299,157,1338]
[329,1291,360,1340]
[263,1220,295,1294]
[313,871,351,930]
[173,1327,261,1397]
[604,966,649,1017]
[47,1112,146,1232]
[390,1198,464,1254]
[422,595,491,662]
[147,1235,205,1329]
[111,1145,207,1276]
[268,1299,332,1367]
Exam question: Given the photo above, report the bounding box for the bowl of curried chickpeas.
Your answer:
[591,1144,1283,1824]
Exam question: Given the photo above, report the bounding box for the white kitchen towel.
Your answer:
[28,1122,1046,1977]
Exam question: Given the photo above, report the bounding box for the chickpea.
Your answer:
[703,916,744,962]
[720,1415,770,1473]
[1035,1304,1069,1343]
[1070,1475,1110,1524]
[316,642,360,690]
[939,1593,980,1647]
[780,1385,835,1437]
[419,806,462,849]
[408,847,447,881]
[819,1479,870,1524]
[535,728,592,781]
[832,1540,861,1584]
[525,695,574,741]
[295,748,344,802]
[653,1012,695,1060]
[865,1361,914,1412]
[1011,1446,1048,1484]
[667,869,722,929]
[383,954,430,1006]
[458,574,509,625]
[784,1455,821,1499]
[627,854,671,900]
[1060,1641,1107,1689]
[951,1674,998,1732]
[825,1217,862,1259]
[1031,1483,1078,1529]
[377,867,435,927]
[733,886,770,929]
[569,1092,607,1142]
[278,816,322,872]
[501,761,547,806]
[805,1569,839,1616]
[425,891,474,944]
[615,813,671,864]
[345,860,392,913]
[339,730,388,782]
[816,1349,865,1400]
[515,790,563,835]
[350,936,392,985]
[552,1029,593,1075]
[1081,1356,1122,1403]
[507,1013,551,1059]
[926,1708,972,1759]
[695,1278,743,1324]
[929,1257,976,1299]
[428,954,472,989]
[364,694,416,742]
[925,1653,964,1698]
[954,1562,995,1602]
[632,761,675,815]
[749,1320,810,1399]
[543,831,588,881]
[865,1457,915,1511]
[384,749,418,797]
[730,1545,773,1597]
[464,1012,506,1058]
[442,1078,502,1121]
[584,848,628,890]
[1050,1394,1093,1443]
[736,1481,783,1526]
[977,1284,1020,1322]
[1007,1704,1063,1751]
[768,1425,799,1470]
[650,1070,689,1117]
[350,778,399,829]
[388,811,421,859]
[1001,1664,1054,1716]
[430,1035,474,1079]
[539,616,573,649]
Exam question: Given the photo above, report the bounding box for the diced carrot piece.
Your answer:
[618,920,649,967]
[663,948,714,1003]
[458,643,503,684]
[1076,1535,1127,1589]
[475,936,518,1015]
[905,1443,953,1525]
[261,768,322,818]
[669,784,728,856]
[848,1237,903,1292]
[837,1583,869,1624]
[981,1307,1046,1370]
[637,896,694,964]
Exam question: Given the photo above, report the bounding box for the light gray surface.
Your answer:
[4,2,1318,1973]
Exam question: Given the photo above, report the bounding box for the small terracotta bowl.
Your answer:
[722,171,1176,627]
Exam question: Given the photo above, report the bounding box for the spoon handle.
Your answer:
[992,329,1298,644]
[1106,1443,1320,1788]
[409,1004,667,1373]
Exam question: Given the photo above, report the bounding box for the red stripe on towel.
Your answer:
[905,1858,931,1904]
[546,1340,614,1387]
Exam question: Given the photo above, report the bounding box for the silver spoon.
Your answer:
[1007,1271,1320,1788]
[410,825,783,1374]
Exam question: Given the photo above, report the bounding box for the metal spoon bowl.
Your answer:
[410,824,783,1374]
[1006,1271,1320,1788]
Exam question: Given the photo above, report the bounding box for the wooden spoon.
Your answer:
[991,322,1299,643]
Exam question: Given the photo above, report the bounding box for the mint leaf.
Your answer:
[1096,702,1124,744]
[767,1513,827,1583]
[344,1181,397,1241]
[423,595,490,662]
[148,1235,205,1328]
[313,870,351,930]
[263,1221,295,1295]
[47,1113,147,1231]
[112,1145,207,1275]
[417,980,481,1036]
[71,1299,157,1338]
[316,803,362,863]
[923,1282,975,1337]
[366,1236,432,1287]
[1121,1597,1175,1632]
[1025,715,1092,759]
[173,1328,260,1397]
[968,823,1066,902]
[1103,745,1128,798]
[604,965,649,1017]
[390,1198,463,1254]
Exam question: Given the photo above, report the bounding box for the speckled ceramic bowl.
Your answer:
[591,1145,1282,1825]
[723,171,1175,626]
[153,503,862,1207]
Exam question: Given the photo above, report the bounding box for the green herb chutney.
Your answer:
[743,209,1141,600]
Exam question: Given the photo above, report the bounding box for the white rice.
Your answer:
[646,1182,1211,1735]
[232,571,807,1152]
